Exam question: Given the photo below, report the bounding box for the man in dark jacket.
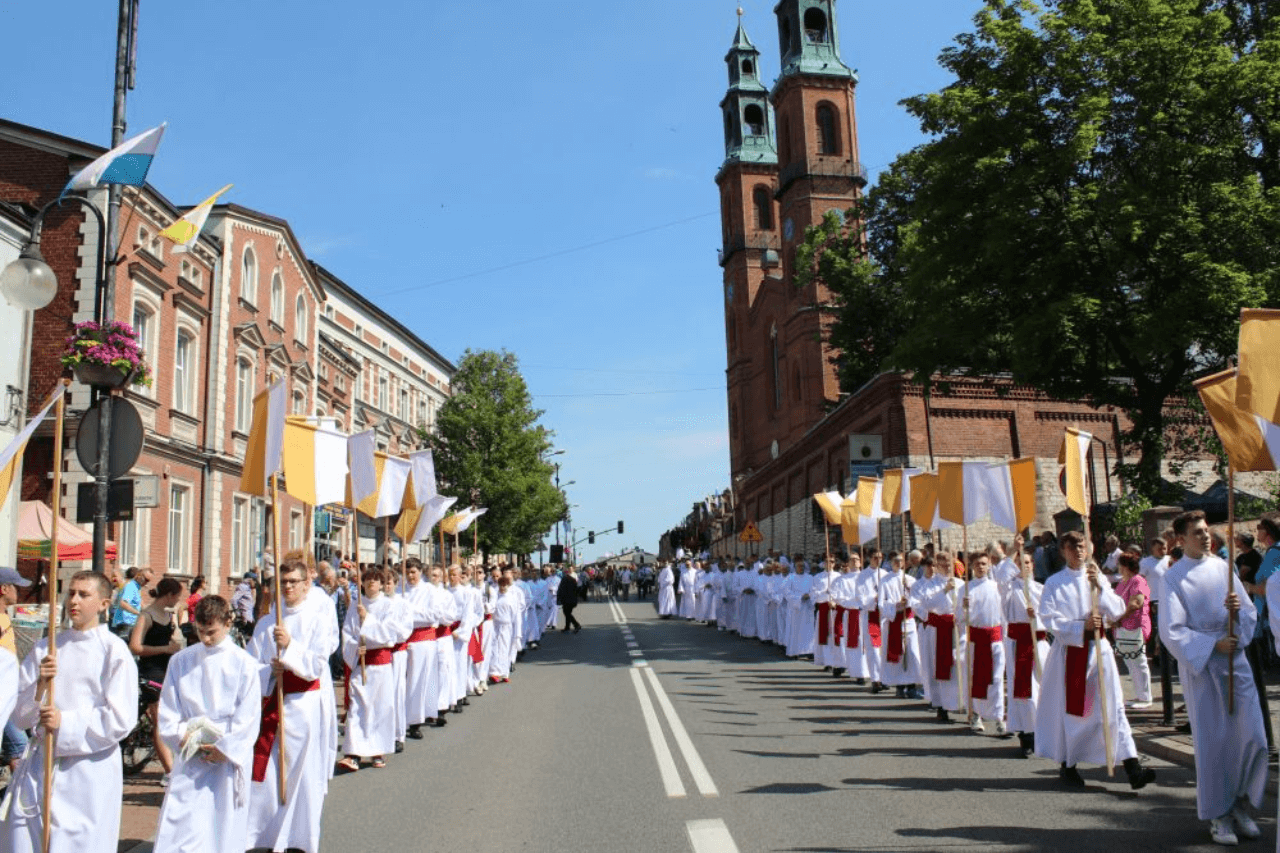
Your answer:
[558,568,582,633]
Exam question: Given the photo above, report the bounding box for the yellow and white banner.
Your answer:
[0,384,65,514]
[1057,427,1092,516]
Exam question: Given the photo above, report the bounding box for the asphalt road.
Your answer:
[319,596,1275,853]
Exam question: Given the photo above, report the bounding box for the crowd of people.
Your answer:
[0,555,584,853]
[656,509,1273,847]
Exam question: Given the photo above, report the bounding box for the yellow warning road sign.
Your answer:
[738,521,764,543]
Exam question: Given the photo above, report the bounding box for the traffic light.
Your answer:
[617,520,624,535]
[550,544,564,563]
[589,531,595,545]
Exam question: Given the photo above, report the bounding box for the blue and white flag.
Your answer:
[63,123,166,198]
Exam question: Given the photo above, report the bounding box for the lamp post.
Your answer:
[1,196,115,574]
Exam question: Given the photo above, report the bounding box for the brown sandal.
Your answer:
[336,757,359,773]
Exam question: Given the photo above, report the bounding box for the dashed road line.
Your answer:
[686,819,741,853]
[630,667,686,797]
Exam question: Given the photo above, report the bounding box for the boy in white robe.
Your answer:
[1034,530,1155,790]
[879,554,922,697]
[958,553,1006,733]
[921,555,967,722]
[431,567,460,718]
[303,564,340,783]
[656,564,677,618]
[810,561,839,669]
[403,560,438,739]
[488,577,518,682]
[678,563,699,620]
[1003,549,1047,758]
[830,557,863,680]
[338,568,399,770]
[154,595,261,853]
[856,557,886,690]
[3,571,138,853]
[1165,511,1266,845]
[386,571,412,753]
[910,557,942,709]
[245,559,332,853]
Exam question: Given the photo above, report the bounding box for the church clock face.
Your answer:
[783,217,794,241]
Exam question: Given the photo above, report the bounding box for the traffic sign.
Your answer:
[76,397,143,478]
[739,521,764,543]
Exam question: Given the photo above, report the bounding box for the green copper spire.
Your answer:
[720,11,777,165]
[773,0,856,81]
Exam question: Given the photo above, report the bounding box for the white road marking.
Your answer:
[643,666,719,797]
[630,668,686,798]
[632,659,648,667]
[686,819,740,853]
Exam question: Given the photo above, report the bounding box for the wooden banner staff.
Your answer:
[962,525,974,723]
[1023,569,1043,684]
[40,378,68,853]
[1227,465,1237,715]
[268,474,288,805]
[1082,503,1115,776]
[949,574,963,714]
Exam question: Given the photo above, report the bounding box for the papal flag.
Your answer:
[160,184,232,251]
[881,468,921,516]
[240,380,286,497]
[1236,308,1280,423]
[812,490,844,526]
[454,506,487,534]
[839,498,862,546]
[938,460,990,526]
[1058,427,1093,516]
[347,430,377,507]
[908,471,954,532]
[280,417,349,506]
[63,123,166,198]
[0,384,66,513]
[411,494,458,542]
[408,449,438,505]
[981,458,1038,534]
[1196,368,1275,472]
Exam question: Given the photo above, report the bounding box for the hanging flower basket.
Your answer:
[60,320,152,389]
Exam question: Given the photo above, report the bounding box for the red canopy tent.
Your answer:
[16,500,116,562]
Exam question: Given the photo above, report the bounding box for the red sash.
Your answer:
[832,605,845,644]
[926,613,955,681]
[845,609,860,649]
[393,641,408,654]
[1065,630,1097,717]
[817,602,831,645]
[866,610,882,648]
[1007,622,1047,700]
[468,628,484,663]
[967,625,1003,699]
[365,647,393,666]
[484,613,493,621]
[410,625,438,642]
[438,624,453,638]
[252,670,320,782]
[886,609,913,663]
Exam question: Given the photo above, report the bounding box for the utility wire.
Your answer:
[536,387,721,398]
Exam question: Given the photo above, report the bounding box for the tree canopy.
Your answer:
[798,0,1280,497]
[426,349,565,556]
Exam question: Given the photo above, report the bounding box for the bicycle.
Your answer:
[120,677,162,776]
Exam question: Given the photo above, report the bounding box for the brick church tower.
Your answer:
[718,1,864,482]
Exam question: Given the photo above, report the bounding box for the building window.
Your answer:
[381,341,389,355]
[241,247,257,303]
[232,497,247,577]
[804,8,829,43]
[118,516,138,567]
[168,484,190,572]
[753,186,774,231]
[744,103,765,137]
[250,497,266,570]
[293,389,305,416]
[378,376,388,411]
[270,273,284,326]
[770,326,782,411]
[131,303,155,396]
[336,373,345,392]
[324,304,335,320]
[235,358,252,433]
[817,103,840,155]
[418,399,426,427]
[295,294,308,342]
[289,510,302,551]
[174,330,193,413]
[399,388,408,421]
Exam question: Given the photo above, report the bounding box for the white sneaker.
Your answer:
[1210,817,1239,846]
[160,773,170,789]
[1128,700,1153,710]
[969,717,985,733]
[1230,805,1261,840]
[995,720,1008,735]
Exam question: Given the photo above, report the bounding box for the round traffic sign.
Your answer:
[76,397,144,478]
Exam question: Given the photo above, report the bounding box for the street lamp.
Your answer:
[2,196,114,574]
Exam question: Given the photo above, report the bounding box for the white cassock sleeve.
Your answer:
[50,637,138,756]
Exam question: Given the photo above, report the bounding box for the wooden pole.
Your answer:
[269,474,288,805]
[1227,465,1237,715]
[1082,508,1115,776]
[41,379,68,853]
[962,526,972,722]
[1023,571,1043,683]
[950,577,963,713]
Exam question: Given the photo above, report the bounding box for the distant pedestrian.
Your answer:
[559,568,581,633]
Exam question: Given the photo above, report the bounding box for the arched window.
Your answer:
[779,15,793,57]
[753,186,774,231]
[741,59,754,77]
[241,247,257,303]
[235,357,252,433]
[817,104,840,155]
[804,8,829,43]
[770,324,782,411]
[131,301,156,397]
[744,104,765,137]
[270,273,284,325]
[295,294,308,342]
[174,330,194,413]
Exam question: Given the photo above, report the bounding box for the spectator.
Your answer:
[0,567,31,775]
[185,575,205,623]
[231,573,257,635]
[1243,518,1279,755]
[1236,532,1262,585]
[1114,553,1152,709]
[111,566,150,640]
[130,577,186,782]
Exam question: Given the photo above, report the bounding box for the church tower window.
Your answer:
[804,8,829,43]
[754,186,774,231]
[744,104,765,137]
[817,103,840,155]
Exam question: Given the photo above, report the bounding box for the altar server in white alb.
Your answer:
[958,553,1007,734]
[245,559,334,853]
[909,556,942,710]
[153,595,262,853]
[1163,511,1266,846]
[303,559,340,784]
[1003,548,1047,758]
[921,555,966,723]
[878,553,921,698]
[1034,530,1155,790]
[338,567,400,771]
[678,561,699,620]
[810,559,840,669]
[656,563,677,618]
[488,575,519,683]
[2,571,138,853]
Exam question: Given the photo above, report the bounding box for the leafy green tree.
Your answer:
[427,349,565,557]
[799,0,1280,498]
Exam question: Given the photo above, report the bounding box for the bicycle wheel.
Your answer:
[120,714,156,776]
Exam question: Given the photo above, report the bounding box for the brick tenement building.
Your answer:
[709,4,1251,561]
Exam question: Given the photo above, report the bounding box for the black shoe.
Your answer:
[1017,732,1034,758]
[895,686,907,698]
[823,666,832,672]
[870,682,886,694]
[1123,758,1156,790]
[853,678,866,686]
[1175,721,1191,734]
[406,725,424,740]
[831,667,846,678]
[460,698,470,707]
[394,741,405,754]
[574,627,581,634]
[937,708,950,723]
[1059,763,1086,787]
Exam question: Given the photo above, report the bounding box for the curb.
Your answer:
[1134,731,1280,796]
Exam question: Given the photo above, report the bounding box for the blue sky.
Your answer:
[1,0,985,562]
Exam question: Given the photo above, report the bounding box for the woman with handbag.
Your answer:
[1114,552,1152,709]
